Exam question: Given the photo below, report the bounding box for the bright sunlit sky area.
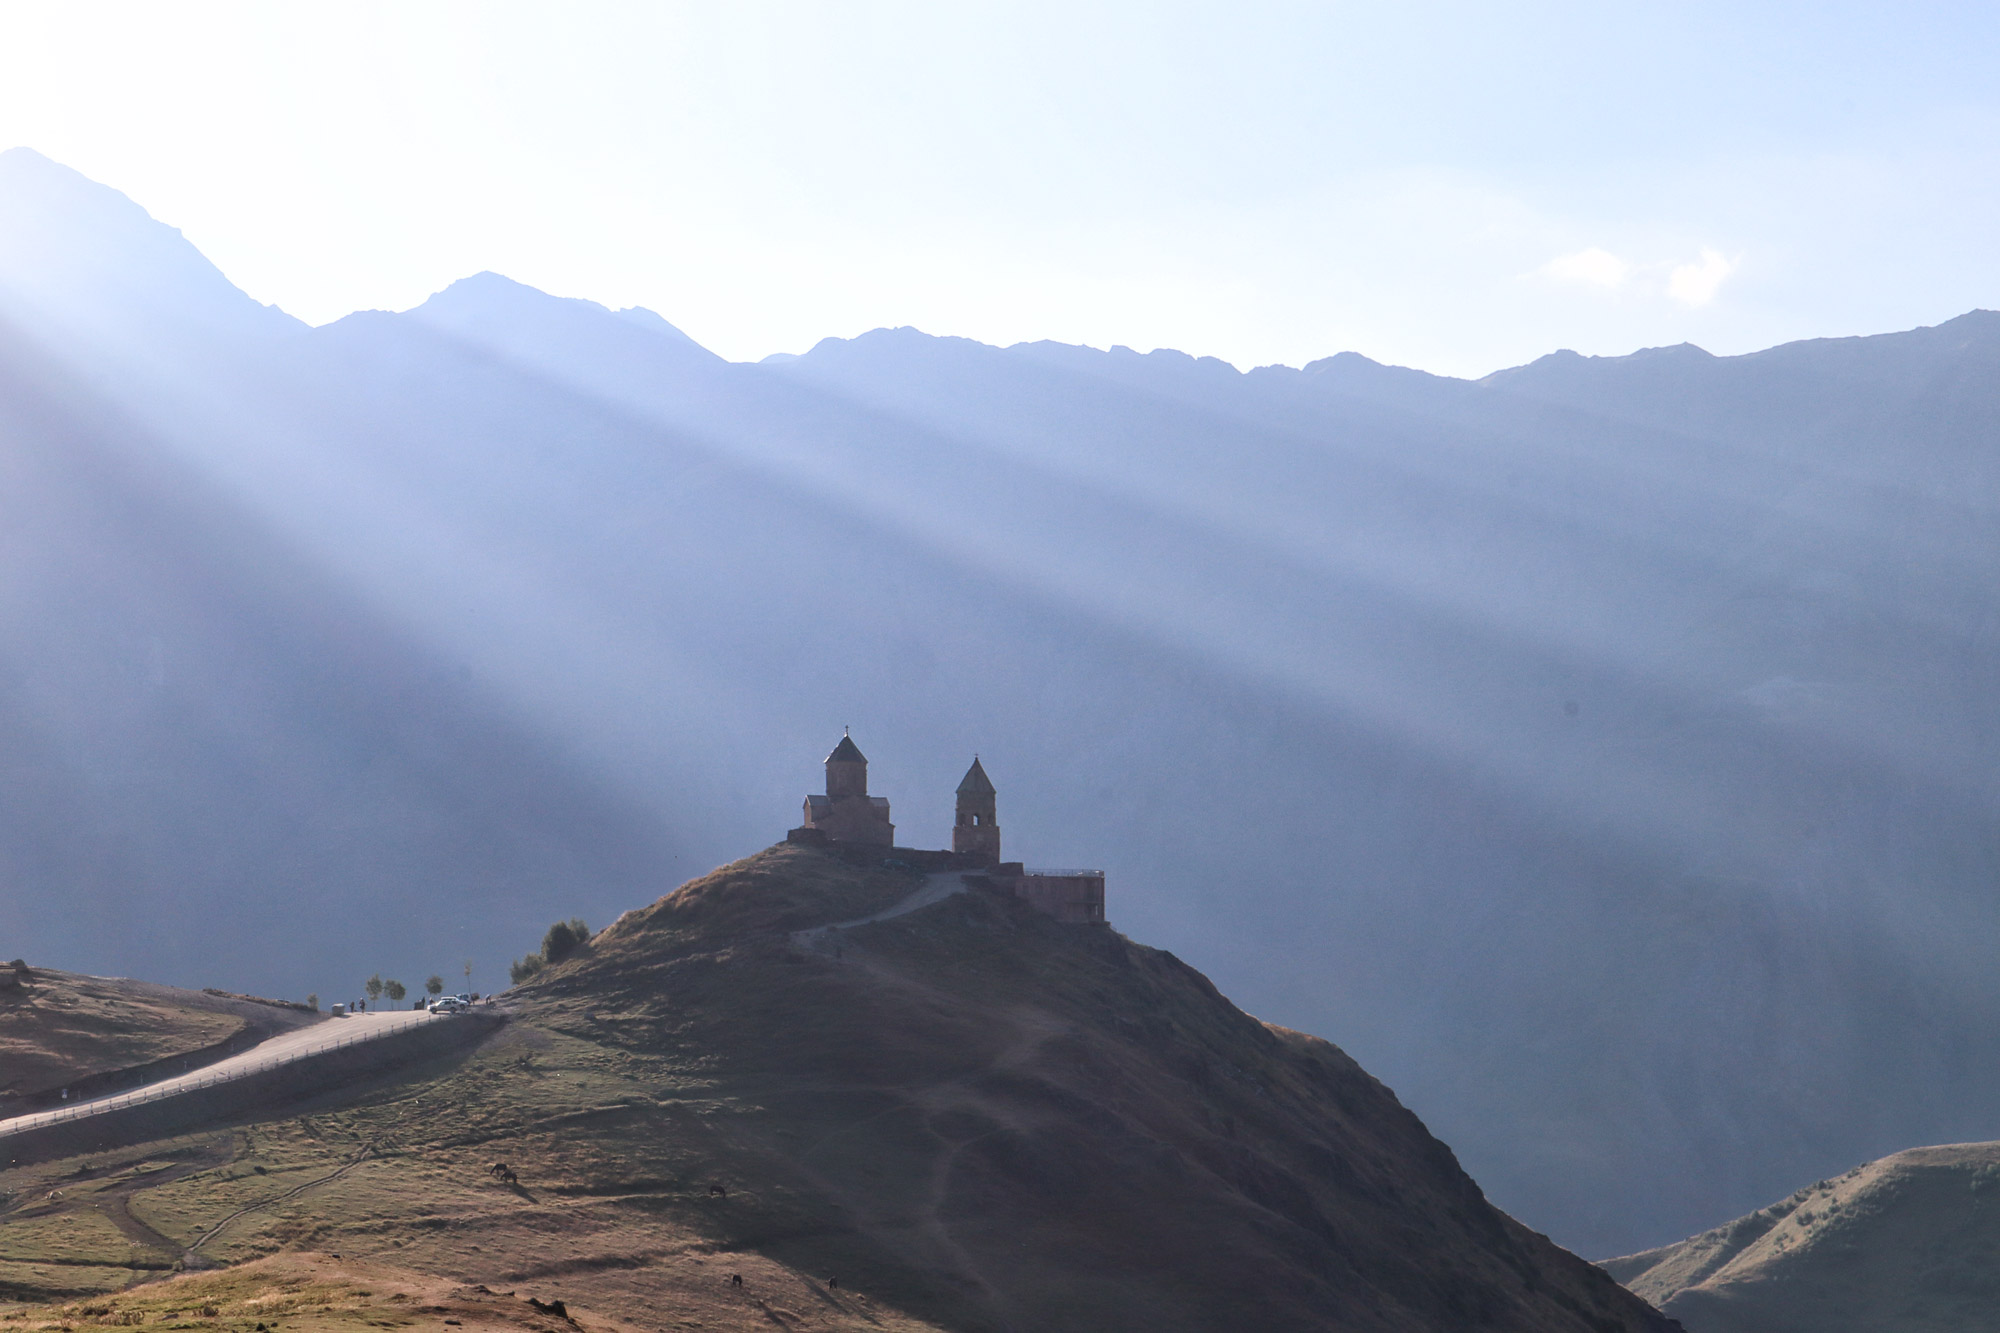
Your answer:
[2,1,1998,375]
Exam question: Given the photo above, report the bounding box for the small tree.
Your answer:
[385,979,407,1004]
[365,974,384,1004]
[425,975,444,998]
[509,954,545,985]
[306,993,319,1012]
[541,918,591,966]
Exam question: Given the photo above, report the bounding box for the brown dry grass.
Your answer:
[3,844,1672,1333]
[0,974,245,1099]
[1606,1142,2000,1332]
[0,1248,828,1333]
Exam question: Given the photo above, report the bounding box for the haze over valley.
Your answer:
[5,143,2000,1274]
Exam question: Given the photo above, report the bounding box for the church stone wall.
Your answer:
[977,870,1106,925]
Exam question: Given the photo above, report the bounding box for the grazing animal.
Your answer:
[707,1182,728,1198]
[45,1190,62,1201]
[828,1276,839,1291]
[489,1163,519,1185]
[729,1274,743,1288]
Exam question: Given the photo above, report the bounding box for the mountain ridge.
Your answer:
[0,146,301,346]
[5,151,2000,1259]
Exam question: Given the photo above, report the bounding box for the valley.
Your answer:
[9,143,2000,1253]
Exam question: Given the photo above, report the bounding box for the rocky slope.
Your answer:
[1606,1142,2000,1332]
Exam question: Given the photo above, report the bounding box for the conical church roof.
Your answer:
[827,734,867,763]
[956,757,995,795]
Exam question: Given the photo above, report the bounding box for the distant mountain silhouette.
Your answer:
[408,270,720,371]
[4,148,2000,1259]
[0,147,300,350]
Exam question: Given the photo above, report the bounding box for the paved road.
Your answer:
[0,1009,456,1140]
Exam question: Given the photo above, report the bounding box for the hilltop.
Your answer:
[1,846,1675,1331]
[1605,1141,2000,1332]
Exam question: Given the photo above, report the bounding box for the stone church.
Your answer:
[789,734,1105,925]
[797,732,895,846]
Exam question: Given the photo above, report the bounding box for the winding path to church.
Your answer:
[792,869,976,949]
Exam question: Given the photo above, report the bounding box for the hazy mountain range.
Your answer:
[3,146,1998,1260]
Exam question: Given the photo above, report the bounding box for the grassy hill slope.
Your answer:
[2,846,1673,1331]
[1605,1142,2000,1331]
[0,967,317,1106]
[0,1251,655,1333]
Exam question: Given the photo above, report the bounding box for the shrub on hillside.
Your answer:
[505,918,591,987]
[542,918,591,965]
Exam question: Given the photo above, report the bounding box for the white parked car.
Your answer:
[429,996,470,1014]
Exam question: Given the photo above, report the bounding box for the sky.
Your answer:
[1,0,1998,375]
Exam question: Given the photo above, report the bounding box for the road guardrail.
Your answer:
[0,1012,454,1140]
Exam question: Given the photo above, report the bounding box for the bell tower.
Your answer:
[826,730,868,798]
[953,757,1000,863]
